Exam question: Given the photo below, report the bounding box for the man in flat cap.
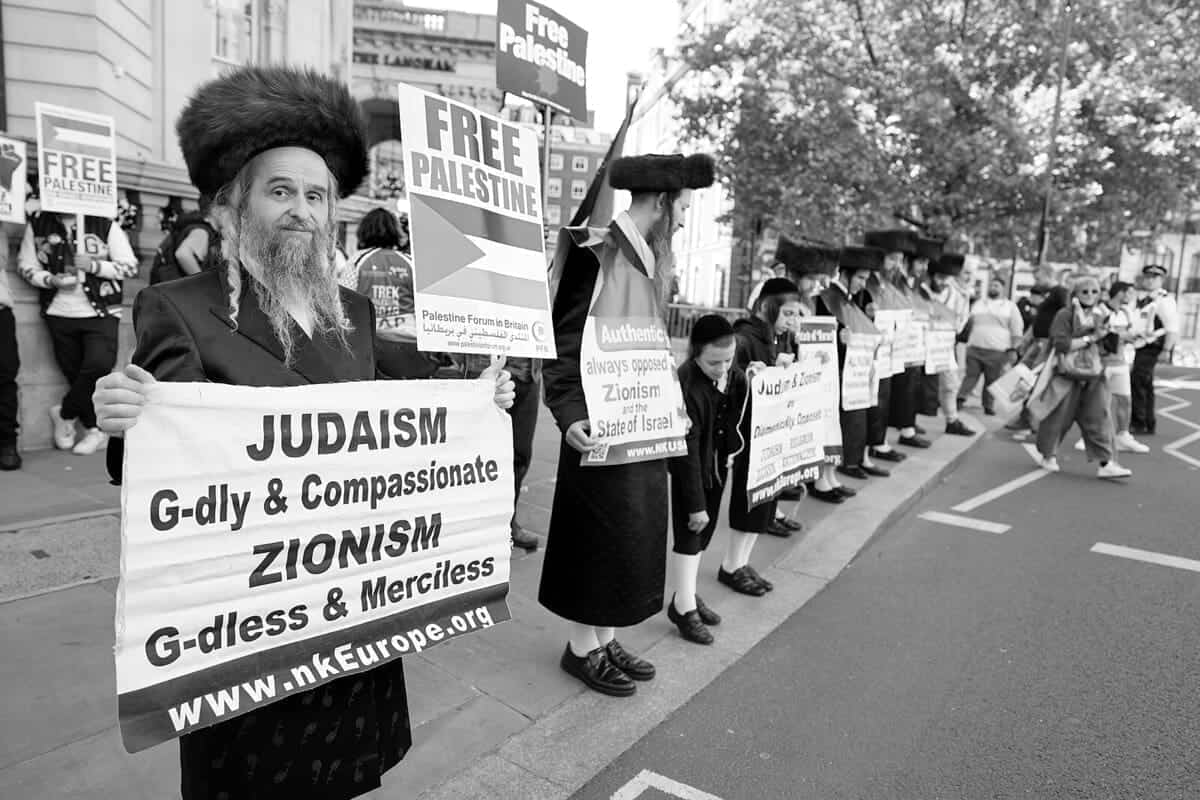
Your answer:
[1130,263,1180,435]
[540,152,715,697]
[92,66,514,800]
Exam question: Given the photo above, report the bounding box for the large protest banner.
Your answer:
[795,318,841,463]
[495,0,588,122]
[35,103,117,218]
[745,355,829,508]
[115,380,513,752]
[843,332,881,411]
[396,83,555,359]
[0,135,27,224]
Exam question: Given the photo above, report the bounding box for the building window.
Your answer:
[549,153,564,171]
[546,206,561,225]
[572,156,588,172]
[570,180,586,199]
[547,178,562,198]
[215,0,255,64]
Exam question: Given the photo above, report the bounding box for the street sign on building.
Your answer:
[495,0,588,122]
[34,103,118,219]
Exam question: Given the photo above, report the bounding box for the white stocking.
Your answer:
[595,626,616,645]
[669,552,701,613]
[568,623,600,657]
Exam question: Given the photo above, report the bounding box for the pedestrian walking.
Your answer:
[1029,276,1131,479]
[667,315,748,644]
[1074,281,1149,455]
[92,65,515,800]
[1130,263,1180,435]
[957,276,1023,415]
[18,200,137,455]
[539,152,715,698]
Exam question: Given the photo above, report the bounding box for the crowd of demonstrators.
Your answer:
[957,275,1024,416]
[18,187,138,456]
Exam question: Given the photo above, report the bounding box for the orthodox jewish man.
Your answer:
[91,66,514,800]
[863,228,931,455]
[816,246,887,481]
[540,152,716,697]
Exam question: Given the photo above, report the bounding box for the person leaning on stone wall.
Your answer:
[17,186,138,455]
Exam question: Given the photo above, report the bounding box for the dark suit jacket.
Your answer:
[105,266,375,481]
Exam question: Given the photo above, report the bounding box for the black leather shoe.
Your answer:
[694,595,721,626]
[510,523,539,552]
[837,465,869,480]
[718,566,767,596]
[0,441,20,471]
[668,600,713,645]
[897,434,932,448]
[870,447,907,462]
[809,486,845,504]
[765,519,793,537]
[945,419,975,436]
[604,639,655,681]
[778,516,803,532]
[861,464,891,478]
[743,565,773,592]
[560,645,635,697]
[833,485,857,497]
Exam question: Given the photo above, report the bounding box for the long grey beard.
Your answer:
[237,208,349,366]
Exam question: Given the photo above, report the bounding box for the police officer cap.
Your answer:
[1142,264,1168,277]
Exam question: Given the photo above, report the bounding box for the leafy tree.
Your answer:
[674,0,1200,264]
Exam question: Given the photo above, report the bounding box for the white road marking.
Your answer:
[1158,390,1200,469]
[1091,542,1200,574]
[1156,379,1200,391]
[919,511,1010,534]
[611,769,727,800]
[951,468,1049,513]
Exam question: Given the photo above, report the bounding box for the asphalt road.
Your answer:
[571,369,1200,800]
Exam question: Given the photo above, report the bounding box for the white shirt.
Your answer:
[966,296,1022,351]
[612,211,656,279]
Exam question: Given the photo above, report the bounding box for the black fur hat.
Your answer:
[609,153,716,193]
[176,66,369,198]
[775,236,829,276]
[931,252,965,276]
[838,246,885,272]
[864,229,919,256]
[915,236,945,262]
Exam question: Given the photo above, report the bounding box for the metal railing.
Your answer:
[665,303,746,340]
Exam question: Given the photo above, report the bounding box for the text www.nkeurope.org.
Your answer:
[166,605,496,732]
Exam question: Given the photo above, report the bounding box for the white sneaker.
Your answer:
[71,427,108,455]
[1012,430,1030,442]
[50,405,76,450]
[1041,456,1060,472]
[1097,462,1132,480]
[1073,439,1086,452]
[1115,433,1150,453]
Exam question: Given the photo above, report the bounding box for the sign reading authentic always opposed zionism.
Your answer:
[395,82,556,359]
[34,103,118,218]
[495,0,588,122]
[115,380,514,753]
[843,332,881,412]
[795,318,842,464]
[0,135,27,225]
[744,353,831,508]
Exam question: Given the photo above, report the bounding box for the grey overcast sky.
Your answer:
[430,0,681,132]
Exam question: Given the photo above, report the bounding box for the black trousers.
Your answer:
[867,375,892,447]
[920,373,941,417]
[0,307,18,444]
[888,365,921,429]
[840,407,868,467]
[44,315,119,429]
[509,376,540,506]
[1130,347,1160,433]
[671,475,724,555]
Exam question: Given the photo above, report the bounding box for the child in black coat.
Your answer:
[667,315,749,644]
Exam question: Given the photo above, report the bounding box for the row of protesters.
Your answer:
[92,65,516,800]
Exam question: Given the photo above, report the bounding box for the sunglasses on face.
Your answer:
[1077,289,1099,295]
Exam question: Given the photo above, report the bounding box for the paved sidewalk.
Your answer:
[0,405,996,800]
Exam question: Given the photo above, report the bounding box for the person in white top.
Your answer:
[957,276,1023,415]
[1074,281,1149,454]
[1130,263,1180,435]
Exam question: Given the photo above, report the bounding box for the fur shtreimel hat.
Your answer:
[690,314,735,348]
[176,66,369,198]
[931,252,965,276]
[864,229,919,256]
[609,153,716,193]
[775,236,830,276]
[838,246,885,272]
[915,237,945,262]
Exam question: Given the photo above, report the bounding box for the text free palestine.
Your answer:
[409,151,540,221]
